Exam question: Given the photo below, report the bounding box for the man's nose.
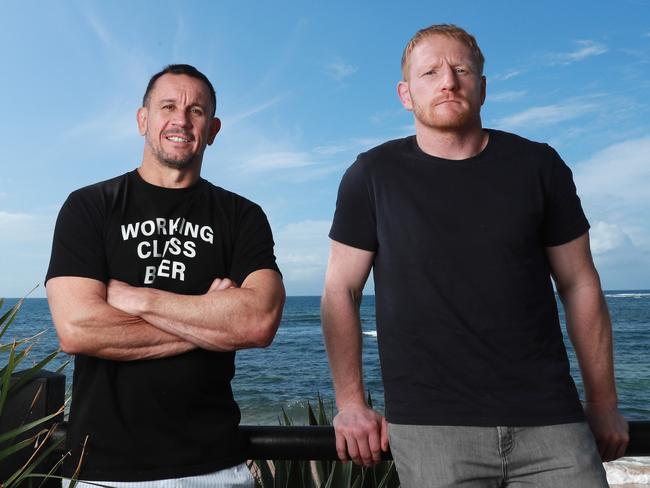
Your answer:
[440,65,458,91]
[171,110,192,127]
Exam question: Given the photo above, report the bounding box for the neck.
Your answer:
[414,121,488,160]
[138,153,202,189]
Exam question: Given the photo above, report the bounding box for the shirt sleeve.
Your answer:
[45,190,109,284]
[229,202,280,286]
[541,148,590,247]
[329,157,378,251]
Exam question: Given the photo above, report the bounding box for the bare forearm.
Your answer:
[53,297,195,360]
[560,280,617,405]
[321,288,367,408]
[108,270,285,352]
[139,288,280,351]
[547,234,628,460]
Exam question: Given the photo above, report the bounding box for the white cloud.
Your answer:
[495,101,596,129]
[590,221,633,255]
[275,220,332,293]
[225,95,285,127]
[325,59,358,82]
[0,211,55,244]
[369,109,405,126]
[62,109,137,142]
[575,136,650,205]
[0,210,55,296]
[547,40,608,65]
[313,137,383,156]
[0,210,33,226]
[241,151,316,172]
[487,90,527,103]
[572,137,650,288]
[491,69,524,81]
[86,12,112,48]
[228,134,375,182]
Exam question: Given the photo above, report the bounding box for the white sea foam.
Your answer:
[605,293,650,298]
[362,330,377,338]
[605,457,650,484]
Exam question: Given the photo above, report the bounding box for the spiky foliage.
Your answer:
[248,394,400,488]
[0,293,67,488]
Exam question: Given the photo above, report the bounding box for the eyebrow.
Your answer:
[158,98,208,110]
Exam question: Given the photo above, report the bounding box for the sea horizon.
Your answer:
[4,288,650,300]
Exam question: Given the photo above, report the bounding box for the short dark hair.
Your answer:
[143,64,217,116]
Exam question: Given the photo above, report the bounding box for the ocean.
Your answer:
[2,292,649,484]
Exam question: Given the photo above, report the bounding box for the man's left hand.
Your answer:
[584,402,629,461]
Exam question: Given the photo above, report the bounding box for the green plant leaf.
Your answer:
[9,350,59,395]
[0,299,23,340]
[376,462,398,488]
[4,432,65,488]
[0,286,38,341]
[248,459,273,488]
[317,394,329,426]
[0,341,18,415]
[0,434,40,461]
[324,460,353,488]
[280,407,293,427]
[55,359,70,374]
[314,457,331,487]
[286,458,303,487]
[300,460,315,488]
[0,408,64,445]
[273,459,288,487]
[307,400,318,426]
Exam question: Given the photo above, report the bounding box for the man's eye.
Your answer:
[162,105,174,111]
[191,108,203,115]
[456,68,468,74]
[423,70,435,76]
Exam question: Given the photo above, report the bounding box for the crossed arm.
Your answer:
[546,232,629,461]
[47,269,285,361]
[320,240,388,467]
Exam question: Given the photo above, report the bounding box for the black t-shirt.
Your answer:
[46,170,280,481]
[330,129,589,426]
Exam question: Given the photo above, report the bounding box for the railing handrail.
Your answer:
[239,422,650,460]
[7,372,650,461]
[50,421,650,460]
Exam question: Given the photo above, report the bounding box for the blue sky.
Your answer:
[1,0,649,297]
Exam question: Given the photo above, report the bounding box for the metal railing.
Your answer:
[5,371,650,465]
[240,423,650,460]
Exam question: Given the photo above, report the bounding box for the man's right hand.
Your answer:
[207,277,237,292]
[333,404,389,467]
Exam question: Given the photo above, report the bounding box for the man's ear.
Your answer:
[207,117,221,145]
[137,107,148,136]
[397,81,413,111]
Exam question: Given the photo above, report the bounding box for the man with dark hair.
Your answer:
[143,64,217,117]
[46,64,285,487]
[321,24,629,487]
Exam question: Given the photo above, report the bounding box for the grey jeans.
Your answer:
[388,422,608,487]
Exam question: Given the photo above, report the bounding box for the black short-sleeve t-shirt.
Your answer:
[46,170,280,481]
[330,129,589,426]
